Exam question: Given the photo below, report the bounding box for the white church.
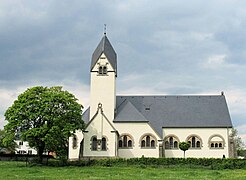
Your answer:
[69,34,235,160]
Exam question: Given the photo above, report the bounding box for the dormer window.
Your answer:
[98,65,107,75]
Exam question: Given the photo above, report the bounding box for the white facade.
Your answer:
[68,35,234,160]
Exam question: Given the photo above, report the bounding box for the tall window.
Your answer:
[102,137,107,151]
[92,137,97,151]
[186,135,202,149]
[209,135,225,149]
[140,134,157,148]
[119,134,134,148]
[164,135,179,149]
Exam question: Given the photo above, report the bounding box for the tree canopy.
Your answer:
[179,142,190,158]
[0,129,17,154]
[4,86,84,161]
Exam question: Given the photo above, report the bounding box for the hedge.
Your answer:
[45,157,246,170]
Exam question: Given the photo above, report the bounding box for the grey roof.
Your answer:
[114,99,148,122]
[91,35,117,74]
[82,95,232,137]
[114,95,232,137]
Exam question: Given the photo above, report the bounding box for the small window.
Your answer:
[99,66,103,74]
[128,140,132,147]
[19,141,23,146]
[174,141,178,148]
[92,137,97,151]
[98,66,107,75]
[102,137,107,151]
[186,135,202,149]
[28,150,32,155]
[151,140,155,147]
[164,135,179,149]
[140,134,156,148]
[209,135,225,149]
[119,140,122,147]
[141,140,146,147]
[103,66,107,74]
[119,134,134,148]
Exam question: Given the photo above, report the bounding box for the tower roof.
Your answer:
[91,35,117,74]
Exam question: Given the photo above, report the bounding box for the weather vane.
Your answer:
[104,24,107,35]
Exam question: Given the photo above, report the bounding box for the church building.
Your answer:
[69,34,234,159]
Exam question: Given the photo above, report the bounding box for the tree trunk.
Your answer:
[37,141,45,164]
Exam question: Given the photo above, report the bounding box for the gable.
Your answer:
[114,99,148,122]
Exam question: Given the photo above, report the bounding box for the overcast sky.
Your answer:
[0,0,246,145]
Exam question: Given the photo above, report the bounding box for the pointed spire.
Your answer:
[91,33,117,75]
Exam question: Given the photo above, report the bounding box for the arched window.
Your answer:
[196,141,200,148]
[92,137,97,151]
[98,66,107,75]
[119,140,122,147]
[164,135,180,149]
[146,136,150,147]
[103,66,107,74]
[128,140,132,147]
[186,135,202,149]
[140,134,157,148]
[141,140,145,147]
[209,134,225,149]
[165,141,169,149]
[118,134,134,148]
[98,66,103,74]
[123,136,127,147]
[174,141,178,148]
[151,140,155,147]
[102,137,107,151]
[72,136,77,149]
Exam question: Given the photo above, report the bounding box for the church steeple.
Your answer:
[91,35,117,76]
[89,34,117,123]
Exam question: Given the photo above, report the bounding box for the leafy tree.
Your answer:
[4,86,84,162]
[0,129,17,154]
[230,128,245,156]
[179,142,190,158]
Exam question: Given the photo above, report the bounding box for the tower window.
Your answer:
[98,66,107,75]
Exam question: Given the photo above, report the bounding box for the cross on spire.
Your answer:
[104,24,107,35]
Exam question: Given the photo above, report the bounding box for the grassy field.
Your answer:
[0,161,245,180]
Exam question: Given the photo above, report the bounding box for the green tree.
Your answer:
[230,128,245,156]
[4,86,84,162]
[179,142,190,158]
[0,129,17,154]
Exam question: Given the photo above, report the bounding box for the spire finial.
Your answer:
[104,24,107,35]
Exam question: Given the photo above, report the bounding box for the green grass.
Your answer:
[0,161,245,180]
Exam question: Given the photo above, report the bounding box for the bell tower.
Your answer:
[89,34,117,122]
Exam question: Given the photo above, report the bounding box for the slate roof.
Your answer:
[114,95,232,136]
[91,35,117,74]
[82,95,232,137]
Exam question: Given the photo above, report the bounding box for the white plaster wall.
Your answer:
[68,130,83,160]
[90,53,116,122]
[15,140,37,154]
[163,128,231,158]
[114,122,161,158]
[83,112,117,157]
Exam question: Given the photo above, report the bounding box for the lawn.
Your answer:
[0,161,245,180]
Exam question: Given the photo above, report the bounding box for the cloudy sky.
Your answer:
[0,0,246,145]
